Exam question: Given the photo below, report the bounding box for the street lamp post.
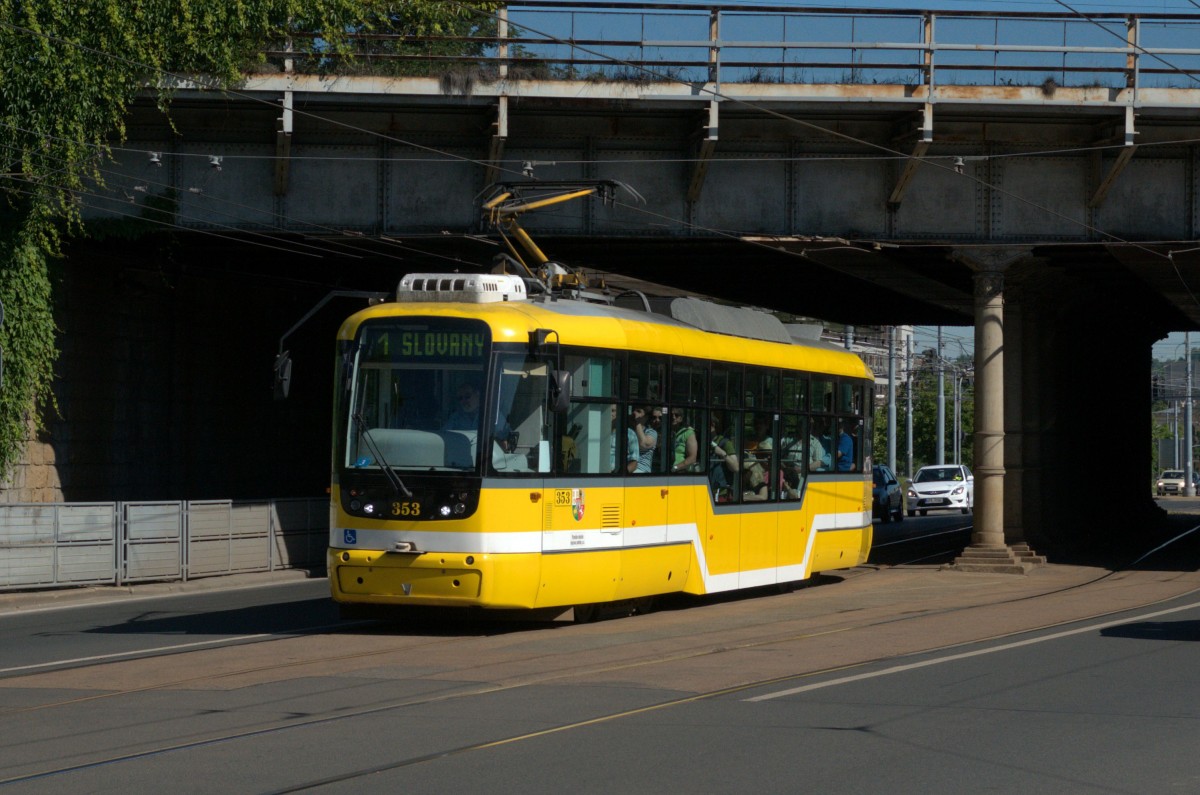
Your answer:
[936,326,945,465]
[1188,332,1195,496]
[887,327,897,472]
[906,335,914,478]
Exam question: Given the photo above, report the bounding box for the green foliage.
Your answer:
[0,212,58,475]
[297,3,507,78]
[0,0,494,481]
[873,367,975,478]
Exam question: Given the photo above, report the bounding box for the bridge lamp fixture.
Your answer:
[208,155,223,171]
[147,151,162,167]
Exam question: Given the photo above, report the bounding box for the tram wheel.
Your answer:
[572,604,600,624]
[630,596,655,615]
[338,602,379,621]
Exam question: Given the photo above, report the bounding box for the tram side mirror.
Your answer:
[273,351,293,400]
[551,370,571,413]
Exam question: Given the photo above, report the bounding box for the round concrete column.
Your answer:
[972,268,1005,547]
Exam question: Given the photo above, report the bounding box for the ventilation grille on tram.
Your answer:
[397,273,528,303]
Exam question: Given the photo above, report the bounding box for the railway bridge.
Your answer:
[15,3,1200,560]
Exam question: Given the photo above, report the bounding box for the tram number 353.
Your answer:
[390,501,421,517]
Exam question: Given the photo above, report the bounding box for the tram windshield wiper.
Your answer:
[352,411,412,498]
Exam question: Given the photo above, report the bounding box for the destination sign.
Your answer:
[397,331,486,359]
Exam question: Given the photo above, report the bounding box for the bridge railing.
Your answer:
[263,3,1200,92]
[0,498,328,591]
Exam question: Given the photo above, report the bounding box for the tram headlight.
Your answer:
[439,504,452,517]
[350,499,362,511]
[453,502,466,515]
[363,503,376,515]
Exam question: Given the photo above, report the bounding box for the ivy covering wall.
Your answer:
[0,0,494,480]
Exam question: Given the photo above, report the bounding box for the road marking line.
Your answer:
[746,598,1200,702]
[0,635,273,675]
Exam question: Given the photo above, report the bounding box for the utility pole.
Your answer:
[952,370,961,464]
[1175,401,1181,468]
[1188,332,1195,496]
[906,334,914,478]
[887,326,897,472]
[936,326,945,465]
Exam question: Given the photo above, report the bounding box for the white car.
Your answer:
[907,464,974,516]
[1156,470,1186,496]
[1156,470,1199,496]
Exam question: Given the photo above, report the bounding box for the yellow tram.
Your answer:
[328,278,873,617]
[327,181,873,618]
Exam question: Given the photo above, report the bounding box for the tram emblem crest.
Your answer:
[571,489,585,521]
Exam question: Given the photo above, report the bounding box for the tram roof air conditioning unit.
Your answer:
[397,273,528,303]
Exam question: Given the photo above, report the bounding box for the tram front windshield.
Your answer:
[343,319,491,472]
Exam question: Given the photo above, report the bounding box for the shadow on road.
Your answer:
[1100,620,1200,642]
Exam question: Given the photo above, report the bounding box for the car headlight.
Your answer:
[907,489,917,498]
[952,486,964,496]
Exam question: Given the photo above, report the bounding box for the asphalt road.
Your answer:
[3,521,1200,793]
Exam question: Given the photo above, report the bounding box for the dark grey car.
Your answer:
[872,464,903,523]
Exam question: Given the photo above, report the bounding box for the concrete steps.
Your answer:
[948,543,1047,574]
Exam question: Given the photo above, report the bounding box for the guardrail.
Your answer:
[264,3,1200,92]
[0,498,328,591]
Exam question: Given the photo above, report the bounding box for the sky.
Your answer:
[1153,331,1200,361]
[710,1,1200,11]
[910,326,974,359]
[930,328,1196,361]
[909,327,1200,361]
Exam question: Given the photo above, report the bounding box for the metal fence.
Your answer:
[0,498,328,591]
[268,3,1200,92]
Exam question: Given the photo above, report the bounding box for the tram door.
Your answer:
[618,401,668,600]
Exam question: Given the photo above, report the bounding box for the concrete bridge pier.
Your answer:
[952,250,1046,573]
[1005,252,1169,561]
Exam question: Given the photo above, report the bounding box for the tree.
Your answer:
[873,355,974,476]
[0,1,494,480]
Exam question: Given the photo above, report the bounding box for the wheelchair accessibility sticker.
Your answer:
[344,529,357,545]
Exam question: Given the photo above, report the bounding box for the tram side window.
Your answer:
[809,415,835,472]
[745,368,779,411]
[782,373,807,412]
[668,406,702,473]
[707,410,741,502]
[670,360,707,405]
[626,403,663,474]
[779,414,807,500]
[742,411,777,501]
[861,385,874,466]
[490,353,552,474]
[629,354,666,401]
[838,381,859,414]
[711,365,742,408]
[563,402,619,474]
[836,418,862,473]
[812,378,834,413]
[561,353,619,475]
